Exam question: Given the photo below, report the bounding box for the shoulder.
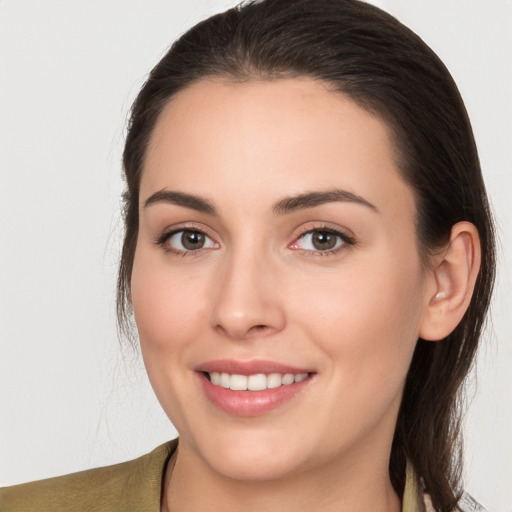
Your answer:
[0,440,177,512]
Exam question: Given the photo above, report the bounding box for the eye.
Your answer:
[290,228,354,253]
[163,229,218,253]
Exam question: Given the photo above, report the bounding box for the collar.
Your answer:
[403,459,432,512]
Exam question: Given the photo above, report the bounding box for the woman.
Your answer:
[0,0,498,511]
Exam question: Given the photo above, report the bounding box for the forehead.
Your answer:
[141,77,414,221]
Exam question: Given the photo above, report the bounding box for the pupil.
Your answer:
[312,231,336,250]
[182,231,205,250]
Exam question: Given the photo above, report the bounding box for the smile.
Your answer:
[207,372,309,391]
[197,362,315,416]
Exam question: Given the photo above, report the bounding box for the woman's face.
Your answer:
[131,78,434,480]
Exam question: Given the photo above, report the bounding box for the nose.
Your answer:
[210,249,286,340]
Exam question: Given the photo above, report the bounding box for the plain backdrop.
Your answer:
[1,1,510,510]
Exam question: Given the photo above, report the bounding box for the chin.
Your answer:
[190,427,311,482]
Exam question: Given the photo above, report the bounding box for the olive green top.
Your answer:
[1,439,426,512]
[0,441,177,512]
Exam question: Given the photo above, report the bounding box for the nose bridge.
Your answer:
[211,240,285,339]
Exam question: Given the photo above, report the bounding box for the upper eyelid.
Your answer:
[293,229,354,246]
[292,223,356,242]
[156,223,217,241]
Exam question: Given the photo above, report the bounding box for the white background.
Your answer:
[1,1,510,510]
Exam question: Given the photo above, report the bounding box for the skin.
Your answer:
[130,78,470,512]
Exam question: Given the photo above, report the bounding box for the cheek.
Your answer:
[130,248,213,430]
[290,254,425,388]
[131,248,208,359]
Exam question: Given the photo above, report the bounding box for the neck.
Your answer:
[162,444,401,512]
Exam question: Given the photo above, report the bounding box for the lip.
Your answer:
[195,359,312,375]
[195,359,315,417]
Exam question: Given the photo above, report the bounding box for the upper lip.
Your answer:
[195,359,313,375]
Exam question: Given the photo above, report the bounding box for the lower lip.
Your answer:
[198,373,313,417]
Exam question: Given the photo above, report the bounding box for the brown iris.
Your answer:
[311,231,338,250]
[181,231,205,250]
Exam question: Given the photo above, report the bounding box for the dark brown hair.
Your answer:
[118,1,496,510]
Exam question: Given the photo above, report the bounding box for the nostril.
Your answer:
[248,324,271,335]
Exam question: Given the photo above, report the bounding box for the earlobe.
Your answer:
[419,221,481,341]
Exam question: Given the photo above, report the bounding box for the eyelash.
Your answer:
[155,225,356,257]
[291,226,356,257]
[155,225,218,256]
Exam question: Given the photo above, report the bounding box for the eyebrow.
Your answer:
[273,189,379,214]
[143,188,378,216]
[143,189,217,214]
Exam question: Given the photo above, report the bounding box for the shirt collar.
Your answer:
[402,459,429,512]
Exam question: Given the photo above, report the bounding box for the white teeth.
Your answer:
[247,374,267,391]
[282,373,295,385]
[229,374,248,390]
[267,373,282,389]
[207,371,309,390]
[220,372,230,388]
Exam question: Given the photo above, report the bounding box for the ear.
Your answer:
[419,221,481,341]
